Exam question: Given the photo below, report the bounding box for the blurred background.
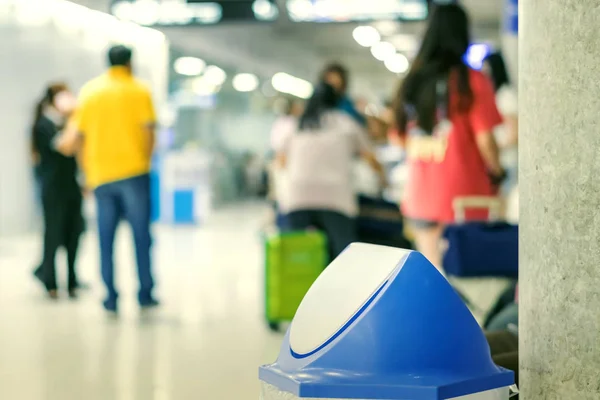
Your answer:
[0,0,514,234]
[0,0,519,399]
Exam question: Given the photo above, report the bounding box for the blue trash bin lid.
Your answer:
[259,245,514,399]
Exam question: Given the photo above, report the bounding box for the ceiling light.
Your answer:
[371,20,398,36]
[233,73,259,92]
[388,33,419,53]
[253,0,278,21]
[384,53,410,74]
[192,3,223,24]
[203,65,227,86]
[192,76,220,96]
[371,41,395,61]
[271,72,314,99]
[130,0,161,26]
[287,0,313,21]
[159,1,195,25]
[174,57,206,76]
[352,26,380,47]
[399,0,428,20]
[111,1,135,22]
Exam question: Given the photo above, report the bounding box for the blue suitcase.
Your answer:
[442,197,518,278]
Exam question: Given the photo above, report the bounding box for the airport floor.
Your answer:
[0,202,508,399]
[0,202,282,400]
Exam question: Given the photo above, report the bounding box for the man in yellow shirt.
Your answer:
[76,45,158,312]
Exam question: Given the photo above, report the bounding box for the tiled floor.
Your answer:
[0,203,282,400]
[0,202,508,399]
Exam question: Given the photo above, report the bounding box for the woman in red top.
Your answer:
[393,4,504,269]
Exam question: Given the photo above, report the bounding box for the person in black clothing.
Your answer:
[31,83,84,299]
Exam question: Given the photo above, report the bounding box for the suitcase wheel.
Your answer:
[268,321,280,332]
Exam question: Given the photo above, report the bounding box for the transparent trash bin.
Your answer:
[259,244,516,400]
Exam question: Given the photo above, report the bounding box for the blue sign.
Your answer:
[504,0,518,35]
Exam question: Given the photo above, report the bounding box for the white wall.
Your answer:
[0,0,169,236]
[217,113,276,155]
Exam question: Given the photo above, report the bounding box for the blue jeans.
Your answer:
[95,174,154,304]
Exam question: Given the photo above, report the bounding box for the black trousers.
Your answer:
[287,210,357,261]
[486,330,519,387]
[38,190,84,291]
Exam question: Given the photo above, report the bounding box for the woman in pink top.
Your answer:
[393,4,505,268]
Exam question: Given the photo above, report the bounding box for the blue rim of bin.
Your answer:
[259,248,514,399]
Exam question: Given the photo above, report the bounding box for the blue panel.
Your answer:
[173,190,195,224]
[150,172,160,223]
[504,0,518,35]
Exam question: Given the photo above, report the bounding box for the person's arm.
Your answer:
[141,88,157,158]
[270,118,290,151]
[500,114,518,149]
[360,149,387,188]
[276,152,287,169]
[53,91,89,157]
[340,96,367,126]
[144,122,156,157]
[496,87,519,149]
[475,133,503,176]
[273,118,296,169]
[387,126,405,149]
[470,73,505,180]
[53,118,82,156]
[352,119,387,187]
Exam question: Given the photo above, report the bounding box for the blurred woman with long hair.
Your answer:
[393,4,504,268]
[277,82,384,260]
[31,82,84,299]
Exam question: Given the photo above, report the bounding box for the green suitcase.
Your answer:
[264,230,328,331]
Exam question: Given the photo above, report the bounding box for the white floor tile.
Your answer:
[0,202,505,399]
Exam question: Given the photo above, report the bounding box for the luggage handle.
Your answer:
[453,197,502,223]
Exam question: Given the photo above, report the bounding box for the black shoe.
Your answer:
[33,267,44,286]
[103,298,118,314]
[75,282,91,291]
[68,289,78,299]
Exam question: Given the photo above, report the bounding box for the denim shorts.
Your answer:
[405,217,439,230]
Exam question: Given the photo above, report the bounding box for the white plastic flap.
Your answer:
[290,243,410,356]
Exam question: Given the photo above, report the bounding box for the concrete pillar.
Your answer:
[520,1,600,398]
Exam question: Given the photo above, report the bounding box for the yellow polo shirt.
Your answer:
[77,66,156,188]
